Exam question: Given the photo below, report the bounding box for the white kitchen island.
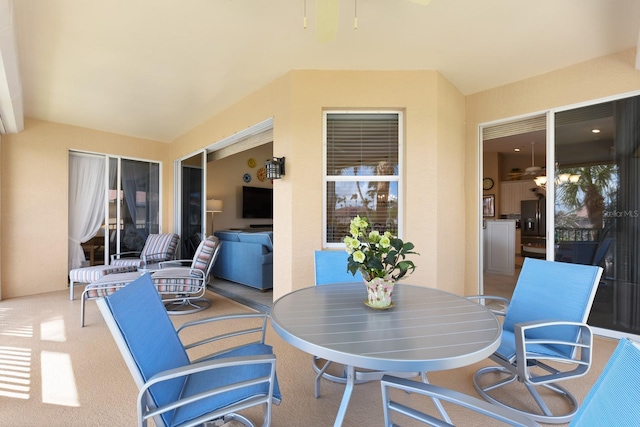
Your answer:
[483,219,516,275]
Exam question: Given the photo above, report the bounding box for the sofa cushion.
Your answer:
[214,230,242,242]
[237,232,273,251]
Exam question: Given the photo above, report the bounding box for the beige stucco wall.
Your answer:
[6,48,636,301]
[464,48,640,295]
[283,70,466,300]
[0,134,2,300]
[168,70,466,300]
[0,119,167,298]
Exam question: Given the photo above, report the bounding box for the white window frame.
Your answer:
[323,110,404,248]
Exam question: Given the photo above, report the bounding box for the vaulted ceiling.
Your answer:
[2,0,640,142]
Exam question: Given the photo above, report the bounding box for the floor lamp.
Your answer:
[206,199,223,236]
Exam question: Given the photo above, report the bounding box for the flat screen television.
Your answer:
[242,186,273,219]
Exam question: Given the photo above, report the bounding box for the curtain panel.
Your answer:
[68,153,106,271]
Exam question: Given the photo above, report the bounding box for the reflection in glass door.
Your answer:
[179,152,204,260]
[554,96,640,336]
[108,157,160,257]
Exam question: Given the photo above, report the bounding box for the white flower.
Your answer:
[343,236,360,253]
[352,250,365,263]
[343,215,418,281]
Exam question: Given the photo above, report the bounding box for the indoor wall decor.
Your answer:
[483,195,495,217]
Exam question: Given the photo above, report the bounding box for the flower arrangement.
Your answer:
[343,215,418,282]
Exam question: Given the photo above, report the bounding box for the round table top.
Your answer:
[270,283,501,372]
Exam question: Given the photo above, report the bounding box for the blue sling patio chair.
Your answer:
[311,250,363,397]
[97,273,281,427]
[312,250,419,399]
[380,337,640,427]
[467,258,603,424]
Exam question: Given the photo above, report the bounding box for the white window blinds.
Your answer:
[326,113,399,175]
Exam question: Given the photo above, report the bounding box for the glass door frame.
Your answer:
[478,109,551,294]
[174,149,207,259]
[478,89,640,341]
[106,154,163,263]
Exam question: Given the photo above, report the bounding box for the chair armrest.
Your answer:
[151,267,206,280]
[139,354,277,425]
[141,252,176,263]
[110,251,141,262]
[177,313,270,361]
[466,295,510,316]
[158,259,192,268]
[514,320,593,385]
[380,375,540,427]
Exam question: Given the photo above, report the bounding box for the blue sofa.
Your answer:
[212,230,273,290]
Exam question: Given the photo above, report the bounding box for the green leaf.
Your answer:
[402,242,415,252]
[390,238,403,251]
[368,257,384,270]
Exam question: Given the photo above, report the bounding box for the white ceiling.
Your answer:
[3,0,640,142]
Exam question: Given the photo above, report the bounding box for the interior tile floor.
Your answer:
[208,278,273,313]
[483,255,523,300]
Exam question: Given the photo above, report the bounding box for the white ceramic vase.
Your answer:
[364,277,395,309]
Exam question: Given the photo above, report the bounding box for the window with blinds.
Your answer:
[324,112,402,245]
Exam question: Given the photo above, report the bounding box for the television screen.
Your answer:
[242,186,273,219]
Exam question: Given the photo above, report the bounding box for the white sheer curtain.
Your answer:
[68,152,106,271]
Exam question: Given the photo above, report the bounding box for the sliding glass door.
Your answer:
[180,153,204,259]
[174,151,206,260]
[69,151,160,269]
[554,95,640,336]
[108,157,160,257]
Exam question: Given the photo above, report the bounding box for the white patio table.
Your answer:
[270,282,501,426]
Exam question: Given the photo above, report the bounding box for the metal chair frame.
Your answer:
[471,258,603,424]
[97,273,281,427]
[380,338,640,427]
[151,236,221,315]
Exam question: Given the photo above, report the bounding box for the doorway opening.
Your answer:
[481,115,546,300]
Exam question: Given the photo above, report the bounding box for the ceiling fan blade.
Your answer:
[316,0,339,43]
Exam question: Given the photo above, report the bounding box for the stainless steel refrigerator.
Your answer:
[521,196,546,257]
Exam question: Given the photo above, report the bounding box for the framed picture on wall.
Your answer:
[483,194,495,217]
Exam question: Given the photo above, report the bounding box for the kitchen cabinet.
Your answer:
[499,180,538,215]
[484,219,516,275]
[499,181,519,215]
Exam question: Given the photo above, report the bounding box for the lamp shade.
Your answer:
[206,199,223,212]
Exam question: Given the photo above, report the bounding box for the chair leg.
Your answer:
[473,365,580,424]
[80,293,87,327]
[164,297,211,315]
[203,413,254,427]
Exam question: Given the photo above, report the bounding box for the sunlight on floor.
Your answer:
[41,351,79,406]
[0,346,31,399]
[40,317,66,342]
[0,307,34,338]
